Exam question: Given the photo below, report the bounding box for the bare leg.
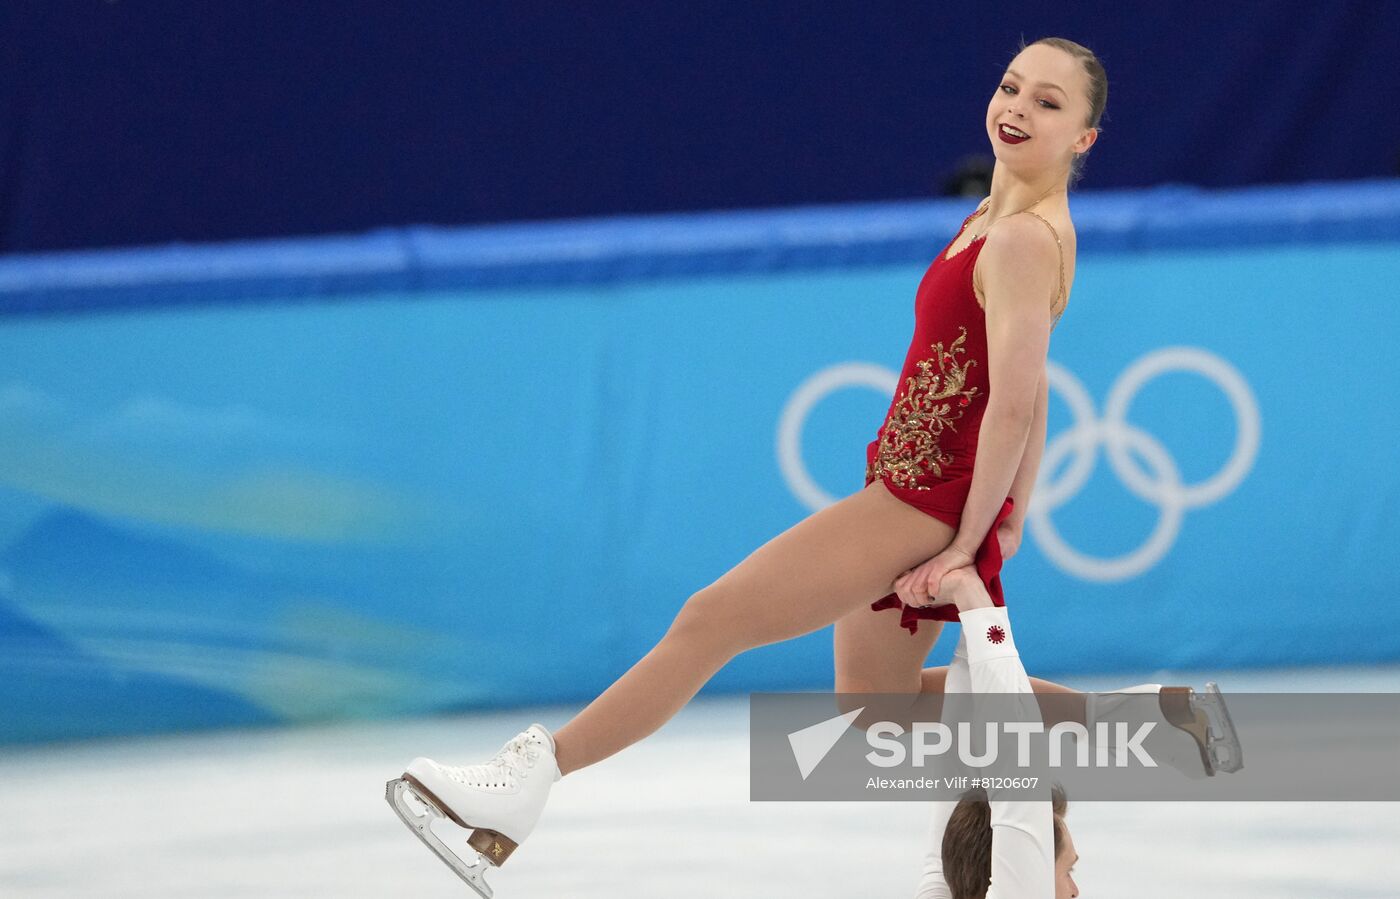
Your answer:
[551,480,963,776]
[831,557,949,731]
[830,516,1087,731]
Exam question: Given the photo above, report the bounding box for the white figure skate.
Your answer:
[385,724,561,898]
[1087,681,1243,778]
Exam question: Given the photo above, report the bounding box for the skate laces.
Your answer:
[494,732,541,777]
[441,730,545,787]
[464,732,541,785]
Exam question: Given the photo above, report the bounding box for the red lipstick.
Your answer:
[998,123,1030,144]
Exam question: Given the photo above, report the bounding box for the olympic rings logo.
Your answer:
[776,347,1260,582]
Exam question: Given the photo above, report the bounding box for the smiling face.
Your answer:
[986,43,1098,177]
[1055,819,1080,898]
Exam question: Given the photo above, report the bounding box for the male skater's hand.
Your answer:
[891,545,975,608]
[939,565,995,612]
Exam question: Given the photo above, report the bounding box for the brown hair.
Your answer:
[941,784,1070,899]
[1015,36,1108,188]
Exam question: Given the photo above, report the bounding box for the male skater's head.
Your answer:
[940,783,1079,898]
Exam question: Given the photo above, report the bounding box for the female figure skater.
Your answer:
[387,36,1110,893]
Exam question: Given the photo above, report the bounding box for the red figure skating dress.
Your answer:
[865,197,1065,634]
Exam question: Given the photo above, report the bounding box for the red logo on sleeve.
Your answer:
[986,625,1006,644]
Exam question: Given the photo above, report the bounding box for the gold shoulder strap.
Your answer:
[1017,210,1067,328]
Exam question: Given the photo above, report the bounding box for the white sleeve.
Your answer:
[912,636,972,899]
[959,606,1056,899]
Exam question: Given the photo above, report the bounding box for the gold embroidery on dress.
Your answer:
[867,326,980,489]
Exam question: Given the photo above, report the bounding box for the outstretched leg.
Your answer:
[551,479,962,776]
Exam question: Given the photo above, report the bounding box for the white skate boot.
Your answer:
[1086,682,1243,778]
[385,723,561,898]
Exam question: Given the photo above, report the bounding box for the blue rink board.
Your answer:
[0,179,1397,743]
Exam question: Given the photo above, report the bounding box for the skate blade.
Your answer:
[1194,683,1244,774]
[385,777,495,899]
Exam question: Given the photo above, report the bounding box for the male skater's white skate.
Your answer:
[385,724,560,898]
[1088,681,1243,778]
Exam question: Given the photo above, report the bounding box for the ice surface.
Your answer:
[2,665,1397,897]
